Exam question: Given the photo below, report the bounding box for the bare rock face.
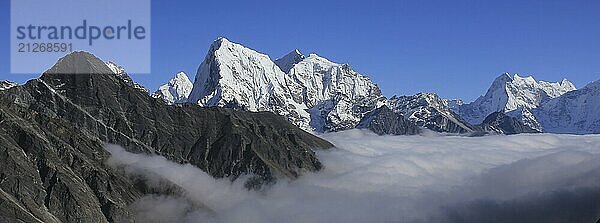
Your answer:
[477,112,540,135]
[356,106,420,135]
[0,51,333,222]
[0,81,18,90]
[388,93,476,134]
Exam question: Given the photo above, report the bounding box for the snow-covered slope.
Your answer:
[188,38,383,132]
[152,72,193,104]
[388,93,475,133]
[458,73,576,128]
[534,80,600,134]
[275,49,305,73]
[0,81,18,91]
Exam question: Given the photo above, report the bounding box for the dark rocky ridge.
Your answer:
[0,52,333,222]
[477,112,541,135]
[356,106,420,135]
[389,93,476,134]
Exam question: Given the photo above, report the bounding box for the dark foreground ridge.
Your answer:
[0,51,333,222]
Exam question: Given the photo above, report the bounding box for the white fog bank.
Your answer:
[106,130,600,223]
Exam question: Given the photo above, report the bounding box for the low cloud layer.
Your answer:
[106,130,600,223]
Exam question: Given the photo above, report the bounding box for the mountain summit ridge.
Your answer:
[457,73,576,129]
[188,37,384,132]
[154,38,595,135]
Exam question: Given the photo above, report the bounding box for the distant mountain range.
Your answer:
[153,38,599,135]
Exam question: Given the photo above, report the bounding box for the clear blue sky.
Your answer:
[1,0,599,102]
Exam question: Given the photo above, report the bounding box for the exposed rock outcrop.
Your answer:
[356,106,420,135]
[477,112,540,135]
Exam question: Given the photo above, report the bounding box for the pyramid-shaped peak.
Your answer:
[170,71,192,86]
[497,72,514,81]
[45,51,113,75]
[560,79,576,90]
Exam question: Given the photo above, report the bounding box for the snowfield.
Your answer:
[107,130,600,223]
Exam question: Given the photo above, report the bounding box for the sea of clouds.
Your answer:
[106,130,600,223]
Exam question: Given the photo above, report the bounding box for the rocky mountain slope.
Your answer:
[388,93,475,133]
[356,106,420,135]
[105,61,149,93]
[457,73,576,130]
[0,81,18,90]
[152,71,193,104]
[289,53,385,132]
[477,112,540,135]
[0,52,333,222]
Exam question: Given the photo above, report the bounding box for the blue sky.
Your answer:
[1,0,599,102]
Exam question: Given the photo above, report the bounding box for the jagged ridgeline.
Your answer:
[155,38,550,135]
[0,52,333,222]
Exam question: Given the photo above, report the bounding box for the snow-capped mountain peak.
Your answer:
[152,71,193,104]
[275,49,305,73]
[458,73,577,130]
[187,38,383,132]
[188,37,311,129]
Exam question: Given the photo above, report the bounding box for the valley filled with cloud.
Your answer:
[106,130,600,223]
